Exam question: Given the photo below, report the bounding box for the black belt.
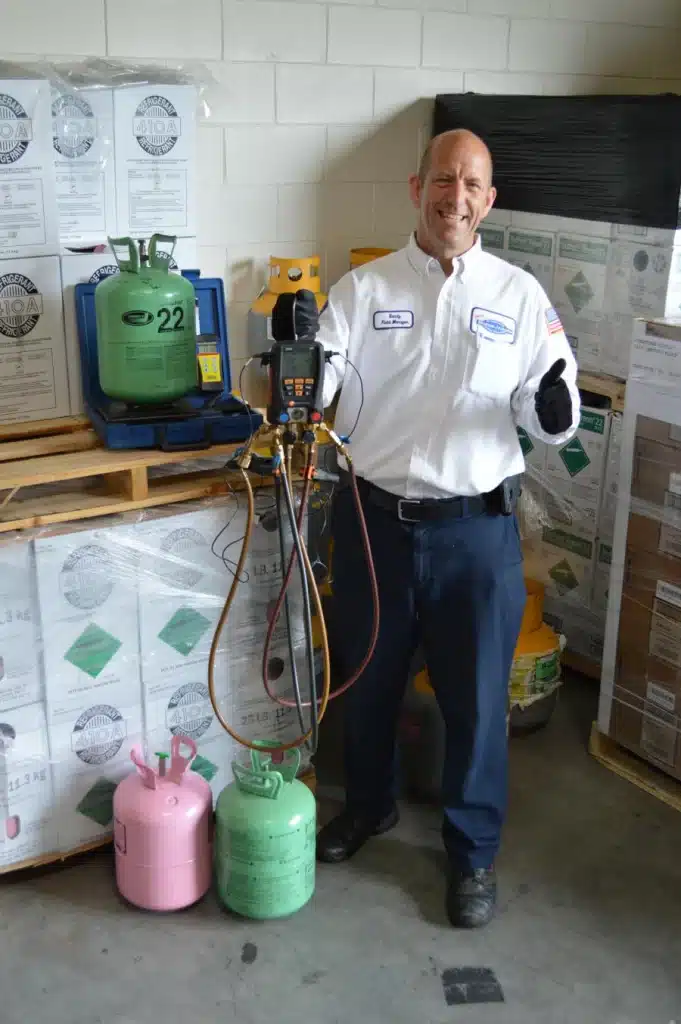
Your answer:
[346,474,521,523]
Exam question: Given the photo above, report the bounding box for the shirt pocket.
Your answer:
[465,338,520,401]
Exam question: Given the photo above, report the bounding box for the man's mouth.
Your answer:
[437,211,467,225]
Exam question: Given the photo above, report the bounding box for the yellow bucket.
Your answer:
[350,247,394,269]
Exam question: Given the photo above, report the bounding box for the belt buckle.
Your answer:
[397,498,420,523]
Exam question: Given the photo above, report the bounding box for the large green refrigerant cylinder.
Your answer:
[95,234,197,404]
[215,746,316,919]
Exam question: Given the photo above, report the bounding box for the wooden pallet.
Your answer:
[577,371,626,413]
[0,766,317,877]
[0,436,250,534]
[589,723,681,814]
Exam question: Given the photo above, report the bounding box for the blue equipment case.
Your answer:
[74,269,263,451]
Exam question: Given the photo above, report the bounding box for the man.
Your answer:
[315,129,580,928]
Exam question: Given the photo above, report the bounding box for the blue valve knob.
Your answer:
[279,413,289,423]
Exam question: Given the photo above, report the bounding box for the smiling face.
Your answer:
[409,130,496,268]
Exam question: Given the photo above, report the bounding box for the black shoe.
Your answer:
[316,806,399,863]
[446,867,497,928]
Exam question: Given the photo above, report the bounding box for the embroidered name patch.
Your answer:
[546,306,564,335]
[470,307,517,344]
[373,310,414,330]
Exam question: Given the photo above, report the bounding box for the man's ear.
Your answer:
[408,172,422,211]
[483,185,497,219]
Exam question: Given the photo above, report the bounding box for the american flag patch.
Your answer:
[545,307,563,335]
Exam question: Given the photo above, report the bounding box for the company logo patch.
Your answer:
[0,93,32,164]
[545,307,564,336]
[470,307,516,344]
[373,310,414,330]
[52,92,96,159]
[134,94,181,156]
[0,273,43,339]
[122,309,154,327]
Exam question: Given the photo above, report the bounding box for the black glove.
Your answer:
[535,358,573,435]
[271,288,319,343]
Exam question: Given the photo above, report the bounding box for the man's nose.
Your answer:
[444,178,465,204]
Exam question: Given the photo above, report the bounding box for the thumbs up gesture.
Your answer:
[534,358,573,435]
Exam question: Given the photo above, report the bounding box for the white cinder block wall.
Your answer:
[2,0,681,384]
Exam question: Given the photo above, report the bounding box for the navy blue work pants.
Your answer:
[328,482,526,873]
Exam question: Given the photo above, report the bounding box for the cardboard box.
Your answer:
[618,561,681,670]
[136,503,243,677]
[517,426,547,476]
[143,654,231,754]
[114,84,197,238]
[605,240,681,320]
[0,255,70,424]
[544,406,612,538]
[561,317,603,375]
[599,318,681,773]
[598,412,621,542]
[544,599,605,662]
[0,702,57,867]
[506,227,555,295]
[50,700,142,852]
[51,87,116,247]
[522,528,596,607]
[0,79,59,259]
[553,232,610,326]
[629,317,681,387]
[591,540,612,616]
[34,523,141,720]
[597,313,633,379]
[610,648,681,781]
[630,435,681,514]
[0,537,42,713]
[478,223,506,260]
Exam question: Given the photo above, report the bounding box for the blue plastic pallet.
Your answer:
[74,269,263,451]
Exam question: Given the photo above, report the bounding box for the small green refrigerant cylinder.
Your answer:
[215,745,316,919]
[95,234,197,404]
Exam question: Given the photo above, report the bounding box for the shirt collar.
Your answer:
[406,232,484,278]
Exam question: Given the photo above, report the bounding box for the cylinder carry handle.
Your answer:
[108,237,139,274]
[149,233,177,271]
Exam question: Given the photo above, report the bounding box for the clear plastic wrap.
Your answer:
[597,317,681,784]
[0,487,326,872]
[0,55,216,255]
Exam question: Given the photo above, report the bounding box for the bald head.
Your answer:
[409,127,497,270]
[418,129,493,187]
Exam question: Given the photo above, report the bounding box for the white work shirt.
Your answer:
[318,232,580,499]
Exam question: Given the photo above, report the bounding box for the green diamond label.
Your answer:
[517,427,534,456]
[191,754,219,782]
[565,271,595,313]
[76,777,117,825]
[158,607,211,656]
[559,437,591,477]
[549,558,579,595]
[65,623,122,678]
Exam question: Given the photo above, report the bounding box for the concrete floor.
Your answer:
[2,675,681,1024]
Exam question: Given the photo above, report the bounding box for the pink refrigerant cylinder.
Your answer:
[113,734,212,911]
